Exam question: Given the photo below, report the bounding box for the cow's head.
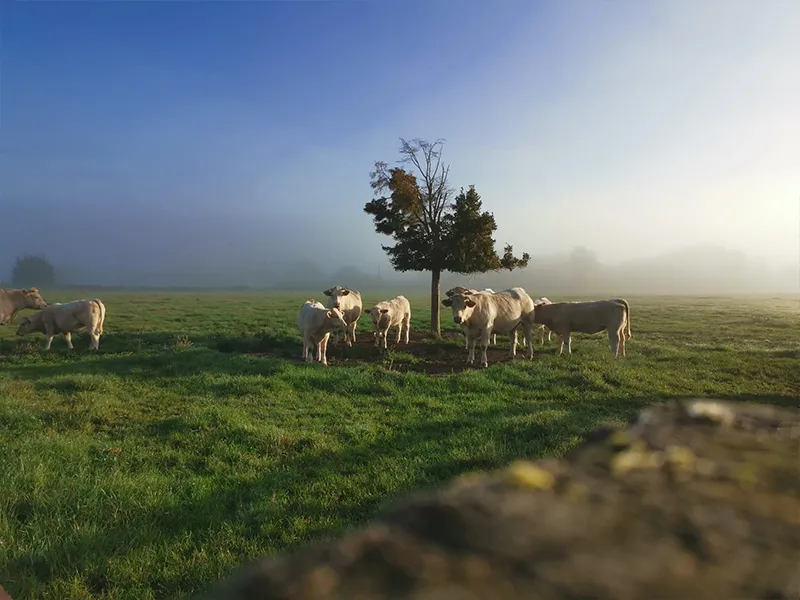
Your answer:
[445,286,474,298]
[16,315,37,336]
[323,286,354,309]
[365,306,390,328]
[22,288,47,309]
[441,293,477,325]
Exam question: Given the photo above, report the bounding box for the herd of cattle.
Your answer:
[300,285,632,367]
[0,285,632,368]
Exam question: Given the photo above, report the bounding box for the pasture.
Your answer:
[1,290,798,600]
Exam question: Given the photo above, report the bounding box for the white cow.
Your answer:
[0,287,48,325]
[16,298,106,350]
[531,298,632,357]
[322,286,363,346]
[442,288,536,367]
[365,295,411,349]
[445,286,498,347]
[296,300,349,366]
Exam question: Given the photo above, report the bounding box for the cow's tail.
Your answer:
[618,298,631,339]
[92,299,106,336]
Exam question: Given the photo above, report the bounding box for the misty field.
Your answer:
[0,290,798,599]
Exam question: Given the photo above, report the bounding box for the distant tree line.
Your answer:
[5,254,56,287]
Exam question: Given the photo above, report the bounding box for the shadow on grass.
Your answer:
[4,392,797,599]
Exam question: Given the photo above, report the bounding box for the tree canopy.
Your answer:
[364,137,529,337]
[12,254,55,288]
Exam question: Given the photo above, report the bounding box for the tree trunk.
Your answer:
[430,269,441,338]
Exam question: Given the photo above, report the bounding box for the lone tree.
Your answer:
[12,254,55,287]
[364,138,529,338]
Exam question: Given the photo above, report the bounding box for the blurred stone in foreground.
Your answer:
[203,399,800,600]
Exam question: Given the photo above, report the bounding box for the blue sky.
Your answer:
[1,0,798,280]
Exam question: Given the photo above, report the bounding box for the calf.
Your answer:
[532,298,632,357]
[365,295,411,349]
[296,300,349,366]
[442,288,536,367]
[0,287,48,325]
[322,286,363,346]
[16,298,106,350]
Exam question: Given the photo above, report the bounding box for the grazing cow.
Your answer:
[0,287,48,325]
[322,286,362,346]
[16,298,106,350]
[442,288,536,367]
[533,297,554,345]
[445,286,498,346]
[296,300,349,366]
[531,298,632,357]
[365,295,411,349]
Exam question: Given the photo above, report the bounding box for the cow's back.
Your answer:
[466,292,525,331]
[50,300,94,333]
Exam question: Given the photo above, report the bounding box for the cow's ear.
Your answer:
[465,299,477,307]
[380,308,389,314]
[442,298,452,307]
[445,290,454,297]
[365,309,372,315]
[341,289,350,296]
[323,289,332,296]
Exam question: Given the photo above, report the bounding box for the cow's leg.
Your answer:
[564,332,573,354]
[619,328,626,357]
[546,328,552,343]
[557,333,564,355]
[64,332,74,350]
[395,323,402,344]
[539,326,545,346]
[382,327,389,350]
[480,330,491,368]
[304,335,315,362]
[466,335,476,364]
[509,327,518,358]
[42,325,55,350]
[349,321,357,345]
[523,323,534,359]
[609,329,619,357]
[320,334,330,366]
[90,332,100,351]
[404,315,410,343]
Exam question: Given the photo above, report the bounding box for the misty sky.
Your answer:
[2,0,798,279]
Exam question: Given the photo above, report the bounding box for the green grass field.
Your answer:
[1,290,798,599]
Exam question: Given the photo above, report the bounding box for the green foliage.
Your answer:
[12,254,55,287]
[0,291,799,599]
[364,138,529,277]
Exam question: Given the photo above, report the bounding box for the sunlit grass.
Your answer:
[1,290,798,599]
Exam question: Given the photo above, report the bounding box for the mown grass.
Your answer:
[1,290,798,599]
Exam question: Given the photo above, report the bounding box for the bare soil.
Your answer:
[305,330,550,375]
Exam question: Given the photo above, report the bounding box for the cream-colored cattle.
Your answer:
[533,297,553,345]
[0,287,48,325]
[297,300,349,366]
[442,288,536,367]
[16,298,106,350]
[365,295,411,349]
[532,298,632,357]
[322,286,362,346]
[445,286,498,346]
